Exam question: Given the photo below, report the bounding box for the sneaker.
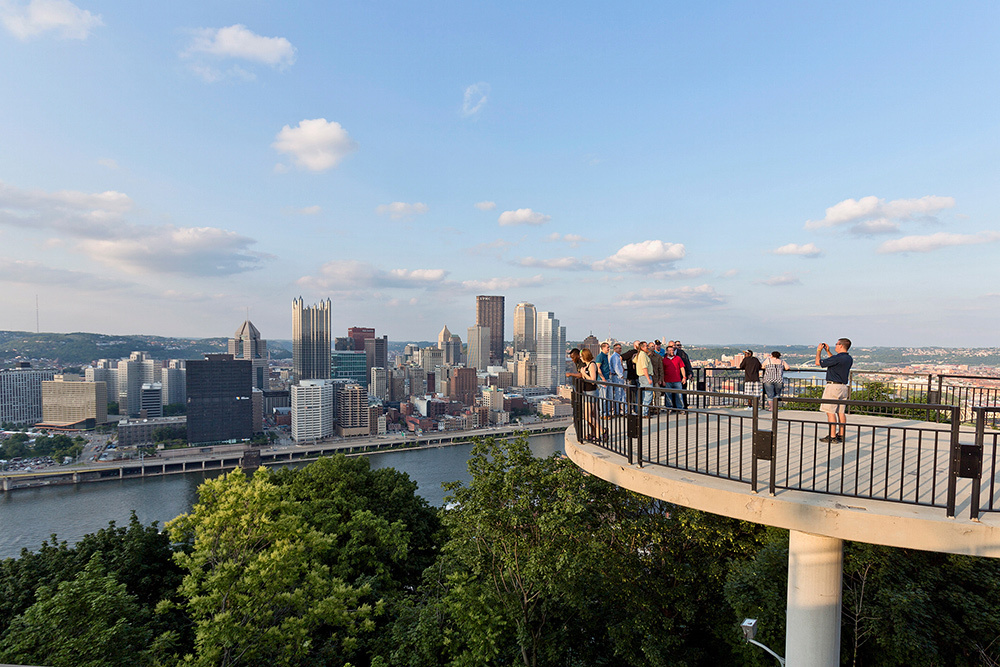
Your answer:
[834,435,844,443]
[819,435,836,443]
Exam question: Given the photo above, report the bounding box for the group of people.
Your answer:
[738,339,854,441]
[572,336,856,445]
[569,340,695,440]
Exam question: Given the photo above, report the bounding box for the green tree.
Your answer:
[388,436,765,667]
[167,467,378,666]
[0,554,169,667]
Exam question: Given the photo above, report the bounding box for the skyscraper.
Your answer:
[467,325,491,371]
[476,295,505,365]
[229,319,268,390]
[186,353,252,445]
[292,297,331,381]
[347,326,375,352]
[292,379,334,442]
[364,335,388,375]
[513,302,536,355]
[536,311,567,391]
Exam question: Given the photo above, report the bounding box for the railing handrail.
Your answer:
[569,383,981,519]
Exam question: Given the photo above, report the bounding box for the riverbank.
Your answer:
[1,420,571,493]
[0,431,567,558]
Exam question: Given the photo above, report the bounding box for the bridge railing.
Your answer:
[571,380,994,520]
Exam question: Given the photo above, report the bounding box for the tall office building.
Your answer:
[421,347,443,374]
[160,360,187,406]
[536,311,567,391]
[117,355,144,416]
[513,302,537,355]
[186,353,252,445]
[365,335,388,375]
[335,383,369,437]
[467,326,491,371]
[140,383,163,418]
[229,320,268,390]
[331,350,368,385]
[581,334,600,360]
[476,295,505,365]
[41,377,106,428]
[292,297,331,381]
[451,367,478,406]
[369,367,389,401]
[347,326,375,352]
[292,379,334,442]
[1,366,56,425]
[438,325,462,365]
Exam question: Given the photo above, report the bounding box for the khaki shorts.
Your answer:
[820,383,849,414]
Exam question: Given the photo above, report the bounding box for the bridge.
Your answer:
[1,419,570,492]
[565,381,1000,666]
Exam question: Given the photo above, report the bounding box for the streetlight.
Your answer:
[741,619,785,666]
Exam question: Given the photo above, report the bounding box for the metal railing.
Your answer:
[571,380,1000,520]
[689,368,1000,426]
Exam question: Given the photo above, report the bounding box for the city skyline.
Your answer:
[1,3,998,347]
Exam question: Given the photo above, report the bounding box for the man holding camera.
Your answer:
[816,338,853,443]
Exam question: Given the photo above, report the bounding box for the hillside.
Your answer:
[0,331,292,368]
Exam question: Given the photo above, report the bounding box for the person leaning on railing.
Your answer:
[579,348,607,442]
[761,351,790,411]
[816,338,854,443]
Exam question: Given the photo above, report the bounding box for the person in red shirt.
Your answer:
[663,345,687,410]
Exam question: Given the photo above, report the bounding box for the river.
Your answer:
[0,432,565,559]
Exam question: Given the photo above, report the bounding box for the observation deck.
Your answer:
[565,380,1000,666]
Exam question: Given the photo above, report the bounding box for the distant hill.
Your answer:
[0,331,292,368]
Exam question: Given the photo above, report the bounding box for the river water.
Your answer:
[0,432,565,559]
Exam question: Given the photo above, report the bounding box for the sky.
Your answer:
[1,1,998,347]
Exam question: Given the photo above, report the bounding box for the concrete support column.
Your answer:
[785,530,843,666]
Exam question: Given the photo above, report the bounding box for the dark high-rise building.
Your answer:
[186,354,252,445]
[348,326,375,352]
[476,295,505,366]
[293,297,331,381]
[364,335,388,375]
[334,337,354,351]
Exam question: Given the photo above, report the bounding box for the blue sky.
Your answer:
[1,1,998,347]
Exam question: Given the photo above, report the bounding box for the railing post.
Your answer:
[633,384,643,467]
[969,407,987,520]
[947,406,962,518]
[752,397,776,496]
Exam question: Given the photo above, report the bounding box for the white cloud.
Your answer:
[376,201,429,219]
[294,205,321,215]
[0,180,132,238]
[850,219,900,235]
[79,226,269,276]
[592,239,685,272]
[298,260,449,291]
[474,201,496,211]
[461,82,490,116]
[546,232,588,248]
[616,285,726,309]
[0,181,267,277]
[518,256,589,270]
[185,24,296,67]
[758,273,801,286]
[0,257,123,290]
[772,242,822,257]
[460,275,545,291]
[0,0,101,40]
[721,269,739,278]
[272,119,357,172]
[805,195,955,231]
[498,208,551,227]
[97,158,118,170]
[876,231,1000,254]
[648,267,710,280]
